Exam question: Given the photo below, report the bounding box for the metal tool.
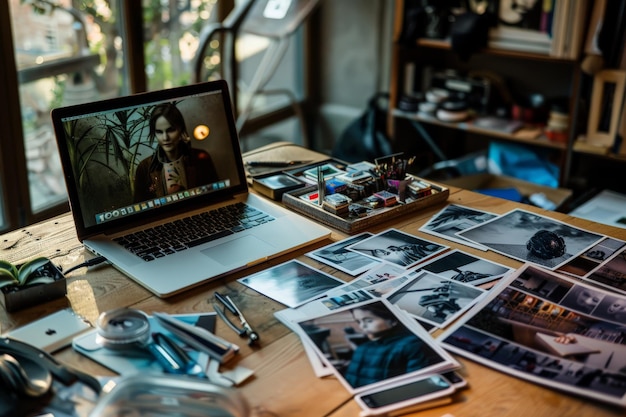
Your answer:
[152,311,239,363]
[96,308,207,376]
[213,292,260,346]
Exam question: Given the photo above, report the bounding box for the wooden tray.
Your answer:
[282,177,449,234]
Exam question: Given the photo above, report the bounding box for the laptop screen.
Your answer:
[52,81,247,239]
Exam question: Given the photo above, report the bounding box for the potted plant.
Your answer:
[0,257,66,312]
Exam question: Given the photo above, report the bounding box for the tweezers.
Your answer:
[213,292,260,346]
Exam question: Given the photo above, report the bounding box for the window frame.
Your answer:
[0,2,33,230]
[0,0,307,232]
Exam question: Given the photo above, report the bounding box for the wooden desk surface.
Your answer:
[1,143,625,416]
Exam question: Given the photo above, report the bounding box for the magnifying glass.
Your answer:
[96,308,205,377]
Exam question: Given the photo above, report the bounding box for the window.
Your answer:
[1,0,305,232]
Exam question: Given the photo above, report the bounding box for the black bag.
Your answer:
[332,93,393,163]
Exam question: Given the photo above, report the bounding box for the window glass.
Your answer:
[4,0,303,230]
[142,0,219,90]
[10,0,125,212]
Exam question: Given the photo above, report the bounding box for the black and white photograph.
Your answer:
[347,229,448,269]
[415,249,513,287]
[364,275,411,298]
[307,232,379,276]
[457,209,605,270]
[386,270,486,328]
[294,299,458,393]
[439,264,626,407]
[419,204,498,250]
[238,260,345,308]
[327,263,407,297]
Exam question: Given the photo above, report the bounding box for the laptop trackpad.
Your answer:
[201,235,274,266]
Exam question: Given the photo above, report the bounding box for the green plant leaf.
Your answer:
[17,257,51,286]
[23,276,56,287]
[0,260,18,280]
[0,269,18,289]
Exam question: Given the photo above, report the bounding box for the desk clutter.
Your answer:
[4,202,619,416]
[268,206,626,413]
[252,155,450,233]
[4,183,626,414]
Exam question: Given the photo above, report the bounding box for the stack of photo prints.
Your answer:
[236,204,626,414]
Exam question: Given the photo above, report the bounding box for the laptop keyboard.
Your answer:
[113,202,275,262]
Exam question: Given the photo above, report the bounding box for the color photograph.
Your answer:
[439,264,626,407]
[295,299,458,393]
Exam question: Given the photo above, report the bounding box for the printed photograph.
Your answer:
[320,290,374,311]
[327,263,407,296]
[386,271,486,328]
[556,238,626,278]
[295,299,457,393]
[347,229,448,268]
[439,264,626,407]
[457,209,605,270]
[593,295,626,323]
[415,249,513,287]
[364,275,412,298]
[584,246,626,294]
[419,204,498,250]
[238,260,345,308]
[307,232,379,275]
[560,285,605,315]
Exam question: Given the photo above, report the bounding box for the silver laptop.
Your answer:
[51,80,330,298]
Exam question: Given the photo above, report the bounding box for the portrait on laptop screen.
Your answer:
[59,89,242,230]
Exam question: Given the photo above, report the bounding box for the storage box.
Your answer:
[282,176,449,234]
[0,261,66,312]
[441,173,572,210]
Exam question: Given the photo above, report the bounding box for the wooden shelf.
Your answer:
[387,0,591,188]
[414,38,578,63]
[392,109,567,150]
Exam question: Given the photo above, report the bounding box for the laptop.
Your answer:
[51,80,331,298]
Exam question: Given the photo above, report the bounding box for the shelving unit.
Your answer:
[388,1,588,188]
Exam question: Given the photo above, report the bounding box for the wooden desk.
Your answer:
[1,143,625,416]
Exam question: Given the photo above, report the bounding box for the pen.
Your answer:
[245,160,312,167]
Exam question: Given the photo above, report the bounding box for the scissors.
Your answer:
[213,292,260,346]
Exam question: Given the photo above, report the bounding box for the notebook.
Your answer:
[51,80,331,298]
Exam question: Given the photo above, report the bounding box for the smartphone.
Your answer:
[5,308,92,353]
[354,374,455,416]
